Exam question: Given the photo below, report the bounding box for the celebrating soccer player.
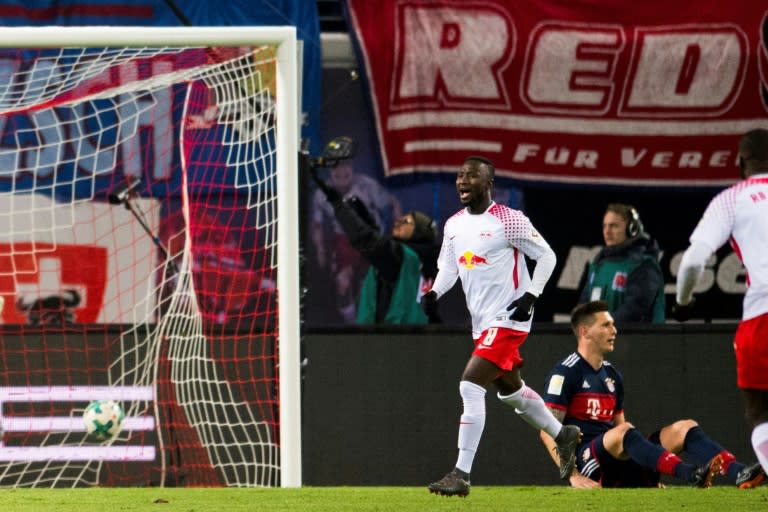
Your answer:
[423,156,580,497]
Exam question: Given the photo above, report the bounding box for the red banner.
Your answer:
[347,0,768,186]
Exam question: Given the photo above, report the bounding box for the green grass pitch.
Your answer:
[0,486,765,511]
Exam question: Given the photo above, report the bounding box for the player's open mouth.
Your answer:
[459,190,471,200]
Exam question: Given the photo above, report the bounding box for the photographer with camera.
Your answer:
[306,138,439,325]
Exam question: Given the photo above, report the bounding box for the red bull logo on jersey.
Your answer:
[458,251,489,269]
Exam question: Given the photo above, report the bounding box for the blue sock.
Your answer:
[623,428,696,481]
[683,426,722,463]
[684,426,744,481]
[672,461,696,482]
[623,428,669,471]
[725,461,746,482]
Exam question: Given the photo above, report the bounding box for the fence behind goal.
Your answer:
[0,26,301,488]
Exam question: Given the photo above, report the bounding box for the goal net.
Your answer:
[0,26,301,488]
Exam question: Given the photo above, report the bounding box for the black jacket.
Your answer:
[332,197,439,323]
[578,234,665,323]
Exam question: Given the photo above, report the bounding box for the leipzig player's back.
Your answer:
[690,174,768,319]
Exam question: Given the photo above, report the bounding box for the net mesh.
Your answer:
[0,43,282,487]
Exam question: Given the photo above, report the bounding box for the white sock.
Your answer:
[455,380,486,475]
[498,381,561,438]
[751,421,768,471]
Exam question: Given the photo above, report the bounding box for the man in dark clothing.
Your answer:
[540,300,765,488]
[310,164,440,324]
[578,204,665,323]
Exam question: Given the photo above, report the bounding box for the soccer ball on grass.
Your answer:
[83,400,124,441]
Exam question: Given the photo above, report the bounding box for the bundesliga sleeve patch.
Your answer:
[547,374,565,396]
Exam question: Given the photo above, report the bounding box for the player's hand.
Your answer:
[671,299,695,322]
[507,292,537,322]
[569,473,600,488]
[421,290,439,319]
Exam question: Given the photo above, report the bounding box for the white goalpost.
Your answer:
[0,26,301,488]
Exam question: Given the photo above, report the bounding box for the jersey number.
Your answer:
[481,327,499,347]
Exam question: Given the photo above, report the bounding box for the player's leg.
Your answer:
[471,327,562,439]
[574,440,603,484]
[486,330,581,480]
[657,419,698,453]
[588,431,661,488]
[606,423,721,487]
[495,372,580,479]
[460,327,524,471]
[454,354,505,472]
[733,313,768,485]
[428,354,498,497]
[743,389,768,488]
[429,326,567,495]
[496,366,561,438]
[657,418,761,487]
[474,327,581,480]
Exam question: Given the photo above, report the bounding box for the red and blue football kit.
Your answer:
[543,352,661,486]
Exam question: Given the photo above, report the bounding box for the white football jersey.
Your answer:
[432,202,555,337]
[689,174,768,320]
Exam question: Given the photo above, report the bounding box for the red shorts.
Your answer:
[734,312,768,390]
[472,327,527,371]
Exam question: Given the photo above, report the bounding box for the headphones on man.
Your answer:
[626,206,644,238]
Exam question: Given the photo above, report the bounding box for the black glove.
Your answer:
[507,292,537,322]
[308,165,342,204]
[421,290,439,320]
[671,299,695,322]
